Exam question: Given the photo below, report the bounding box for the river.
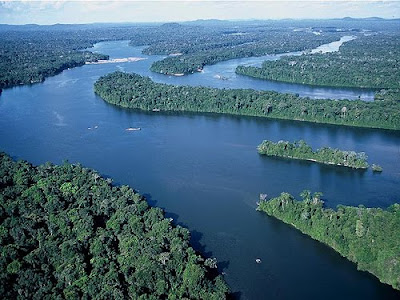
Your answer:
[0,40,399,299]
[89,37,375,101]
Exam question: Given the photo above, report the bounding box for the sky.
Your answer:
[0,1,399,25]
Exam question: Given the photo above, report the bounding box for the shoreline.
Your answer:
[86,57,147,65]
[263,154,369,169]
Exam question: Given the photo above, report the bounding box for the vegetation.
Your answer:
[141,19,400,76]
[0,153,229,299]
[372,164,383,172]
[94,71,400,130]
[0,30,110,89]
[149,31,340,75]
[375,89,400,102]
[257,191,400,290]
[2,19,399,91]
[235,33,400,92]
[0,21,339,88]
[257,140,369,169]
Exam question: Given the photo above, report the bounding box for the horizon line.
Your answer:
[1,16,399,27]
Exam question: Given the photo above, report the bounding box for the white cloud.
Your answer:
[0,1,399,25]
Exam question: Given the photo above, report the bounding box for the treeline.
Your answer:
[0,21,340,89]
[94,71,400,130]
[0,153,229,299]
[257,192,400,291]
[137,19,399,76]
[149,31,341,75]
[3,19,398,90]
[236,33,400,91]
[257,140,369,169]
[0,30,110,89]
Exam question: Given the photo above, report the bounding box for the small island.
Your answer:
[257,191,400,290]
[372,164,383,172]
[257,139,369,169]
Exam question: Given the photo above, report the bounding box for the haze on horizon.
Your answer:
[0,1,399,25]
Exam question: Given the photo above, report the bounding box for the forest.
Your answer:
[94,71,400,130]
[1,19,400,298]
[257,140,369,169]
[257,192,400,291]
[0,153,229,299]
[236,32,400,92]
[2,21,336,89]
[135,19,398,77]
[1,19,398,91]
[148,31,341,75]
[0,30,110,89]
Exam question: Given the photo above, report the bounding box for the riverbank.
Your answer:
[257,192,400,291]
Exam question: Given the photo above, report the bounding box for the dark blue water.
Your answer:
[0,41,399,299]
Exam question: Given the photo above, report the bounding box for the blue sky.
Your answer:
[0,1,399,25]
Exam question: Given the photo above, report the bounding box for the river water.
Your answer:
[0,40,399,299]
[91,39,374,101]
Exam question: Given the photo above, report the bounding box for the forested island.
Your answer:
[0,153,229,299]
[236,32,400,93]
[257,140,369,169]
[257,192,400,290]
[94,71,400,130]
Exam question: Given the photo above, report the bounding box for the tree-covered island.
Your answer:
[94,71,400,130]
[235,32,400,101]
[257,192,400,291]
[148,31,341,76]
[0,153,229,299]
[257,140,369,169]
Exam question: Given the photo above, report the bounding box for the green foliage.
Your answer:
[150,31,340,75]
[0,31,108,89]
[375,89,400,102]
[257,192,400,290]
[145,20,400,76]
[372,164,383,172]
[236,33,400,91]
[94,71,400,130]
[257,139,369,169]
[0,152,229,299]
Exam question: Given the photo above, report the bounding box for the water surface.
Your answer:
[0,41,398,299]
[90,39,374,101]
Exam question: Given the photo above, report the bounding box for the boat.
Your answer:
[255,258,262,264]
[126,127,141,131]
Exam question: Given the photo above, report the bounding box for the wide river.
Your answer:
[0,40,399,299]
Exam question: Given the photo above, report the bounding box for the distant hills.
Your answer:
[0,17,398,30]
